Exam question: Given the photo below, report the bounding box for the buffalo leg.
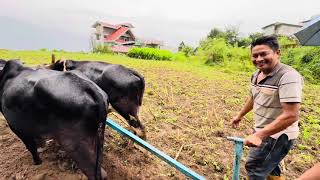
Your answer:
[8,125,42,165]
[56,129,105,180]
[34,136,46,148]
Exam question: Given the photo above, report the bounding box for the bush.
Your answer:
[171,52,188,62]
[282,46,320,83]
[127,47,173,60]
[176,30,320,83]
[93,44,113,54]
[181,46,194,57]
[278,36,298,49]
[195,37,253,72]
[197,38,230,65]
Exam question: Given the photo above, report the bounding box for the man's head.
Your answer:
[251,36,280,74]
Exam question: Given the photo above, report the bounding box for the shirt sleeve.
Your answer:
[279,70,303,103]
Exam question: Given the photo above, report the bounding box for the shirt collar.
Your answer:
[266,62,282,77]
[252,62,282,84]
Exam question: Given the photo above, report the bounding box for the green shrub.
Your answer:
[197,38,229,65]
[197,38,252,72]
[308,59,320,81]
[278,36,298,48]
[127,47,173,60]
[301,48,320,64]
[171,52,187,62]
[52,49,66,53]
[179,45,194,57]
[93,44,113,54]
[282,46,320,83]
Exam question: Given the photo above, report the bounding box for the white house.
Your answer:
[262,22,302,36]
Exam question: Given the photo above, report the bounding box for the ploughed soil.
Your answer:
[0,67,318,179]
[0,116,181,180]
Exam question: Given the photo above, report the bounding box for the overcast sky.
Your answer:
[0,0,319,51]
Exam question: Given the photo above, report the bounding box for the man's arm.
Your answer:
[231,96,253,127]
[255,102,300,138]
[297,163,320,180]
[245,102,300,146]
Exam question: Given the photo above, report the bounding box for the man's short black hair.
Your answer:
[251,36,279,52]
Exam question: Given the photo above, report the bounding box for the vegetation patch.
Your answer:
[127,47,173,60]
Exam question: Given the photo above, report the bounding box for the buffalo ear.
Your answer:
[49,60,63,71]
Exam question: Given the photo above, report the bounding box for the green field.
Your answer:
[0,49,319,179]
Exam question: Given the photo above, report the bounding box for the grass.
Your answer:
[0,49,319,179]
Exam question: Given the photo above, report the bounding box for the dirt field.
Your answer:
[0,66,318,179]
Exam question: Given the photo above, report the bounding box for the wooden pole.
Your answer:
[51,54,55,63]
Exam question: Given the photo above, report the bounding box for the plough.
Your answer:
[106,118,245,180]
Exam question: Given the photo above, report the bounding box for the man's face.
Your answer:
[251,44,280,73]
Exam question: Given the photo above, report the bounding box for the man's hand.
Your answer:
[244,133,262,147]
[231,96,253,128]
[231,115,242,128]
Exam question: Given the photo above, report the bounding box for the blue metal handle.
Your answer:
[227,137,244,180]
[106,118,206,180]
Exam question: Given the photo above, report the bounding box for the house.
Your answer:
[262,22,302,36]
[92,21,163,53]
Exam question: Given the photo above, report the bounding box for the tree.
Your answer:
[181,45,194,57]
[249,32,264,42]
[223,26,240,46]
[178,41,186,51]
[206,26,240,46]
[237,37,252,47]
[207,28,223,39]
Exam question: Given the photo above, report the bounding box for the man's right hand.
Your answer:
[231,115,242,128]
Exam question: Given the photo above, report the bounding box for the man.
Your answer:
[231,36,303,180]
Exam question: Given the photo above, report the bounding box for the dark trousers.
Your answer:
[245,134,294,180]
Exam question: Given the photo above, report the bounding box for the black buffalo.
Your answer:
[47,59,146,139]
[0,60,108,179]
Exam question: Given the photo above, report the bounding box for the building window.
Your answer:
[123,37,129,41]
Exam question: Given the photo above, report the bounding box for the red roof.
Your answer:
[93,21,161,47]
[105,27,129,41]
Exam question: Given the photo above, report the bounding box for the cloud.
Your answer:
[1,0,319,50]
[0,16,87,51]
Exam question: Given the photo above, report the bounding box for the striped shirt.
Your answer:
[250,63,303,140]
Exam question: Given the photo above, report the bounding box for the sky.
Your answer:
[0,0,319,51]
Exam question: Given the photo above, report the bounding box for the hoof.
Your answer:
[33,159,42,165]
